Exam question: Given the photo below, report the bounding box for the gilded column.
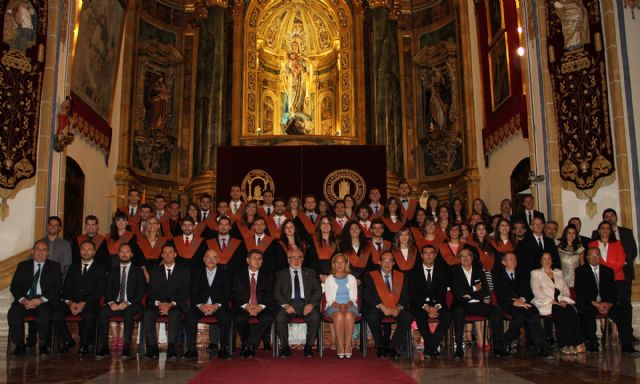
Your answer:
[230,0,244,145]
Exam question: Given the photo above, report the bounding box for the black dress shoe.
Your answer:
[207,343,219,353]
[493,348,511,358]
[303,344,313,358]
[377,347,387,358]
[248,345,256,358]
[454,349,464,360]
[96,348,110,359]
[145,347,159,359]
[546,337,556,346]
[631,336,640,345]
[263,342,272,351]
[60,339,76,353]
[218,349,231,360]
[79,346,89,355]
[387,348,400,361]
[280,346,292,358]
[121,348,131,360]
[166,348,178,361]
[184,349,198,360]
[429,350,441,359]
[622,346,640,356]
[12,346,26,356]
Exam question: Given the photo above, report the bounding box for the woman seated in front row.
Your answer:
[324,253,359,359]
[530,251,586,355]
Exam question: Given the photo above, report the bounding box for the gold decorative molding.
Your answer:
[0,249,30,290]
[624,0,640,18]
[368,0,401,19]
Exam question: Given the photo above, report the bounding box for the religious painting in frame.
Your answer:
[488,33,511,111]
[485,0,505,45]
[70,0,127,162]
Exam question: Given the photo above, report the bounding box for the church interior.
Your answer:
[1,0,640,382]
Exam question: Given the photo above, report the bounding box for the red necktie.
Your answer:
[185,237,190,247]
[250,273,257,305]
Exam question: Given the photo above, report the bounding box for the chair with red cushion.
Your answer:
[318,293,368,358]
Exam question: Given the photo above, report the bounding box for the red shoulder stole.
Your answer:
[370,270,404,308]
[392,247,417,271]
[106,231,134,255]
[206,237,241,265]
[173,235,204,259]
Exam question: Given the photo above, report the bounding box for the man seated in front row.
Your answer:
[8,240,62,356]
[493,252,550,358]
[364,251,412,360]
[408,245,451,359]
[96,243,145,359]
[53,239,107,354]
[233,249,274,358]
[144,244,195,360]
[274,248,321,358]
[575,247,639,355]
[187,249,232,359]
[451,248,509,359]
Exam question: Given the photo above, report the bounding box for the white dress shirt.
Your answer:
[598,241,609,262]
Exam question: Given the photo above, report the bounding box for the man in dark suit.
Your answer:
[8,240,62,356]
[512,194,545,226]
[408,245,451,359]
[493,252,550,358]
[172,217,207,271]
[568,217,592,250]
[451,248,509,358]
[187,249,232,359]
[592,208,638,342]
[364,251,412,360]
[144,244,194,360]
[233,249,274,358]
[273,248,321,358]
[53,239,107,354]
[515,217,561,274]
[575,247,639,354]
[96,243,146,360]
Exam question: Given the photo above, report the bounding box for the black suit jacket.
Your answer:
[574,263,617,309]
[190,267,230,308]
[579,235,592,251]
[512,210,545,225]
[492,266,533,311]
[408,264,449,311]
[10,259,62,304]
[273,267,321,307]
[515,233,561,273]
[363,269,410,310]
[62,261,107,310]
[147,263,191,310]
[592,226,637,279]
[450,264,489,307]
[105,263,145,306]
[232,269,273,310]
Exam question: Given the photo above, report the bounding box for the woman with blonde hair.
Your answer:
[324,253,359,358]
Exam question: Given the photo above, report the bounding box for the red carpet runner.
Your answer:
[189,350,416,384]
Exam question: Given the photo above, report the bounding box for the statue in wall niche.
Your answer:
[427,68,452,132]
[554,0,590,51]
[281,32,313,135]
[147,75,171,130]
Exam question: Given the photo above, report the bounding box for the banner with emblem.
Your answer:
[217,146,386,204]
[0,0,47,190]
[545,0,615,213]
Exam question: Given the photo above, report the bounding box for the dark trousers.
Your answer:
[275,302,320,347]
[189,306,232,349]
[234,308,274,349]
[580,303,634,348]
[551,304,584,347]
[503,305,545,350]
[366,308,413,350]
[411,308,451,354]
[144,306,195,349]
[98,303,142,349]
[52,304,99,347]
[453,302,505,351]
[616,280,633,329]
[8,301,54,348]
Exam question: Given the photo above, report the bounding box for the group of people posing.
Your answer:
[7,181,640,361]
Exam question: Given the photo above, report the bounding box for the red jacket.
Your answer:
[588,240,626,281]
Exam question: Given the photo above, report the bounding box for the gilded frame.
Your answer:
[488,33,511,111]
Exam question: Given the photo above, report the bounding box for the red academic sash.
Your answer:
[137,236,169,260]
[173,235,203,259]
[312,236,337,261]
[489,237,515,255]
[244,234,273,253]
[106,231,134,255]
[237,223,253,241]
[77,233,105,250]
[437,241,460,266]
[358,222,373,238]
[118,205,141,221]
[202,215,219,233]
[392,247,418,271]
[370,270,404,308]
[206,237,241,265]
[368,205,385,221]
[332,218,348,236]
[296,212,317,235]
[344,244,372,269]
[410,227,426,247]
[382,217,406,234]
[257,206,275,219]
[400,199,418,221]
[370,239,392,265]
[265,216,283,238]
